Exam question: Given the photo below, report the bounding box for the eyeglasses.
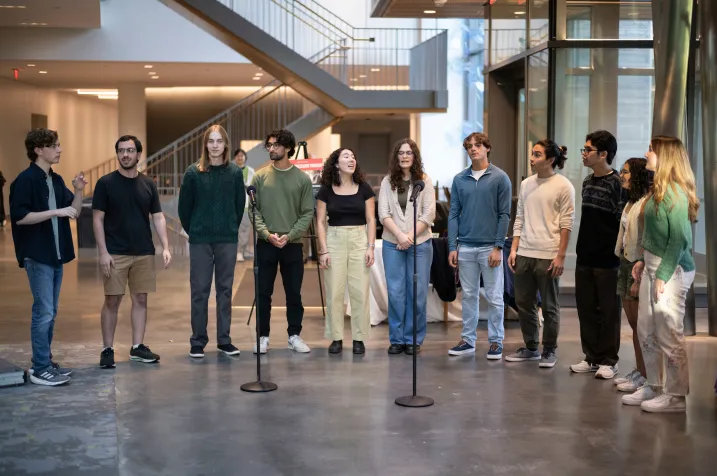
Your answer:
[397,151,414,157]
[580,147,598,154]
[117,148,137,154]
[265,143,282,150]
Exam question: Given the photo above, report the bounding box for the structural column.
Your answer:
[118,83,147,160]
[700,0,717,336]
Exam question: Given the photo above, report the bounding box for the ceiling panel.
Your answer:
[372,0,488,19]
[0,0,101,29]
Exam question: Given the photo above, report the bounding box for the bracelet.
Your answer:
[319,252,329,256]
[367,244,376,249]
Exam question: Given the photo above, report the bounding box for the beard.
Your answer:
[269,152,281,161]
[119,158,138,170]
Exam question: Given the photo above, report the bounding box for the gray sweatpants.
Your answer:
[189,242,238,348]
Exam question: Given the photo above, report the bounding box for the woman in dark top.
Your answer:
[316,148,376,354]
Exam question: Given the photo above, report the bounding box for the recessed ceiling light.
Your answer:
[350,78,358,81]
[514,11,526,15]
[252,77,261,80]
[0,5,27,8]
[38,71,47,74]
[359,74,367,78]
[151,76,159,79]
[370,68,380,72]
[20,22,48,26]
[26,63,35,67]
[424,10,436,14]
[255,73,264,77]
[148,71,156,75]
[144,65,153,68]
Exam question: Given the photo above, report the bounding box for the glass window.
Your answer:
[527,50,549,156]
[530,0,550,47]
[490,0,526,64]
[554,47,655,255]
[566,0,653,40]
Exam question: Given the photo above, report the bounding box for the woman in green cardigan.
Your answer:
[621,136,700,413]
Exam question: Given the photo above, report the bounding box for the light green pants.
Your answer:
[325,226,370,341]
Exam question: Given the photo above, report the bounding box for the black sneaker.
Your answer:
[129,344,160,363]
[189,346,205,358]
[405,344,421,355]
[99,348,115,369]
[352,340,365,354]
[388,344,405,354]
[218,343,241,356]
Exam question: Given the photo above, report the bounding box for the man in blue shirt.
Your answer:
[447,132,512,360]
[10,128,86,386]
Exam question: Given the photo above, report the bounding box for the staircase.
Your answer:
[83,0,448,219]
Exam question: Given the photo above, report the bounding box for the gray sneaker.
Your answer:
[504,347,541,362]
[29,367,71,386]
[539,349,558,368]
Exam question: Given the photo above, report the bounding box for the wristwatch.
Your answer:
[367,243,376,249]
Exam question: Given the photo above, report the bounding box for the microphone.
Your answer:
[409,180,425,203]
[246,185,257,206]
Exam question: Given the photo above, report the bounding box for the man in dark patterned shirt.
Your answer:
[571,130,626,380]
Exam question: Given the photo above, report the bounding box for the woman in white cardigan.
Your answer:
[378,139,436,355]
[613,157,652,392]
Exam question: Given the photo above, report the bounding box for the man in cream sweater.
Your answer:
[506,139,575,368]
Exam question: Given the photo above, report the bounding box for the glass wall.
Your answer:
[554,47,655,254]
[463,19,486,139]
[527,50,549,170]
[490,0,527,64]
[566,0,653,39]
[529,0,550,47]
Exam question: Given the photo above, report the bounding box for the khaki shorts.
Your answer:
[103,255,156,296]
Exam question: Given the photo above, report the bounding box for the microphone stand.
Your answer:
[241,196,278,393]
[395,184,434,408]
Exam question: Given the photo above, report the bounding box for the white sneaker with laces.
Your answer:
[288,335,310,353]
[595,364,618,380]
[622,384,659,406]
[570,360,598,373]
[617,375,646,393]
[614,368,639,386]
[253,336,269,354]
[641,394,686,413]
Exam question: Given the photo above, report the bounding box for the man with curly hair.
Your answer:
[10,128,87,386]
[447,132,512,361]
[249,129,314,354]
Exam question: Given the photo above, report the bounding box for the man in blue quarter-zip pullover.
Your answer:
[447,132,512,360]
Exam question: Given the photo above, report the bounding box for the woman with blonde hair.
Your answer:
[178,124,246,358]
[316,148,376,355]
[621,136,699,413]
[378,138,435,355]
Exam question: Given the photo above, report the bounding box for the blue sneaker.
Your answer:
[486,343,503,360]
[448,340,475,356]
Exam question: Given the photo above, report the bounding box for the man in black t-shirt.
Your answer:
[92,135,172,369]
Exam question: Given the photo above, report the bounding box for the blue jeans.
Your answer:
[457,245,504,346]
[382,240,433,345]
[24,259,63,372]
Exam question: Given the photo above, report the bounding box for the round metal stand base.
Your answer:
[395,395,434,407]
[240,381,278,393]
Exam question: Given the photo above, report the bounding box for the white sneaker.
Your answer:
[570,360,599,373]
[236,254,245,262]
[614,368,639,386]
[641,394,686,413]
[617,375,646,393]
[595,364,619,380]
[288,335,310,353]
[622,384,659,406]
[253,336,269,354]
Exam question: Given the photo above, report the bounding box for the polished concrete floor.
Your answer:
[0,226,716,476]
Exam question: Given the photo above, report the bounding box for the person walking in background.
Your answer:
[92,135,171,369]
[377,139,435,355]
[178,125,245,359]
[506,140,574,369]
[622,136,699,413]
[234,148,255,262]
[250,129,314,354]
[571,130,625,379]
[10,128,87,385]
[447,132,511,360]
[316,148,376,355]
[612,158,651,392]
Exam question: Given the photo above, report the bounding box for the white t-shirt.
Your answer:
[471,168,487,181]
[513,173,576,260]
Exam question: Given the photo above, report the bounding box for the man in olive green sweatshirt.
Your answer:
[250,129,314,354]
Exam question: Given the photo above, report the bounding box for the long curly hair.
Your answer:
[389,138,425,193]
[320,148,365,187]
[650,136,699,222]
[624,157,651,203]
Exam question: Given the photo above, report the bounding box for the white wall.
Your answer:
[0,78,118,209]
[0,0,248,63]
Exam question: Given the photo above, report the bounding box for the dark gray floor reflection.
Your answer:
[0,228,716,475]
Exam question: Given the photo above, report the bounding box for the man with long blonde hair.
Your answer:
[178,124,246,359]
[622,136,699,413]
